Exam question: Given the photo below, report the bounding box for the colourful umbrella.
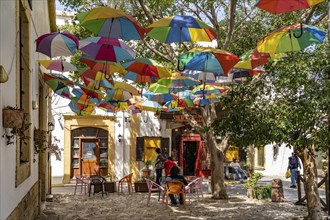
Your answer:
[39,59,77,72]
[180,70,222,83]
[79,38,135,62]
[79,57,126,75]
[122,58,171,82]
[155,72,201,88]
[149,83,189,94]
[105,81,139,102]
[146,15,216,43]
[123,71,157,83]
[97,101,115,113]
[43,72,74,91]
[143,90,178,103]
[164,98,193,109]
[82,75,113,90]
[36,32,79,58]
[77,6,145,40]
[255,0,324,14]
[178,47,240,74]
[135,100,163,112]
[257,23,326,54]
[79,84,105,100]
[191,84,228,96]
[231,69,262,81]
[234,49,271,70]
[193,95,220,106]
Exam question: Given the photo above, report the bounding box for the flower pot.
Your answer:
[142,169,151,178]
[2,108,24,128]
[134,182,149,192]
[247,187,255,199]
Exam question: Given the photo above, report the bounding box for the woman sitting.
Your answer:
[165,166,188,206]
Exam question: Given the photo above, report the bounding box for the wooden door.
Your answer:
[81,139,99,176]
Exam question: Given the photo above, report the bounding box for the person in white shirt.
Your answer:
[229,158,246,180]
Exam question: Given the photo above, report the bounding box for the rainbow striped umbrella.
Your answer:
[257,23,326,54]
[255,0,324,14]
[77,6,145,40]
[146,15,216,43]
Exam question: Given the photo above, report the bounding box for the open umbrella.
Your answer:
[79,38,135,62]
[80,37,135,55]
[77,6,145,40]
[257,23,326,54]
[178,47,240,74]
[123,58,171,78]
[255,0,324,14]
[146,15,216,43]
[149,83,189,94]
[36,32,79,58]
[105,81,139,102]
[180,69,223,83]
[192,84,228,96]
[143,90,178,103]
[135,100,163,112]
[43,72,74,91]
[155,72,201,88]
[79,57,126,75]
[234,49,271,70]
[79,84,105,100]
[39,60,77,72]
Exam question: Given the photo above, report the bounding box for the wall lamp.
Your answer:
[118,134,123,142]
[47,122,55,133]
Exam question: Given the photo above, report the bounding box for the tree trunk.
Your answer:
[297,147,323,220]
[209,135,228,199]
[247,145,255,174]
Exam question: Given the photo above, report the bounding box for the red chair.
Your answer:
[117,173,134,194]
[185,177,204,202]
[74,175,88,195]
[146,179,165,206]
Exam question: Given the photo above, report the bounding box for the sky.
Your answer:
[56,0,65,11]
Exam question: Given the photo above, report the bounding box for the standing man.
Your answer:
[154,148,166,185]
[287,152,301,188]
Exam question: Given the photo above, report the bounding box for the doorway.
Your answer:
[183,141,197,176]
[81,139,99,175]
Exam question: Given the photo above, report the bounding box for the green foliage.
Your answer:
[242,172,262,189]
[254,184,272,200]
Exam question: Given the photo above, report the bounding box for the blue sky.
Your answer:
[56,0,65,11]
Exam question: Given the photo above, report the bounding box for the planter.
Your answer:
[142,169,151,178]
[94,182,116,193]
[2,108,24,128]
[134,182,149,192]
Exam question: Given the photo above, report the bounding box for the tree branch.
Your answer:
[223,0,237,50]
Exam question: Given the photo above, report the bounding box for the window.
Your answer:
[16,0,31,186]
[255,147,265,168]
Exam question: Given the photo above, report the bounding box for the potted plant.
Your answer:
[2,106,24,129]
[142,160,153,178]
[242,172,262,199]
[34,129,48,153]
[134,177,150,192]
[104,172,116,193]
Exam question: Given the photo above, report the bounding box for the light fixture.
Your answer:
[118,134,122,142]
[47,122,55,133]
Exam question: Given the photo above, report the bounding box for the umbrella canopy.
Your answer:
[79,57,126,75]
[97,101,115,113]
[155,72,201,88]
[193,95,220,106]
[255,0,324,14]
[36,32,79,58]
[257,23,326,54]
[104,81,139,102]
[79,38,135,62]
[234,49,271,70]
[135,100,163,112]
[146,15,216,43]
[192,84,228,96]
[123,71,157,83]
[43,72,74,91]
[39,59,77,72]
[143,90,178,103]
[149,83,189,94]
[79,84,105,100]
[122,58,171,79]
[82,75,113,90]
[180,70,223,83]
[80,37,135,54]
[178,47,240,74]
[164,98,193,109]
[77,6,145,40]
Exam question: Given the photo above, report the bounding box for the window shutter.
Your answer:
[161,137,170,158]
[136,137,144,161]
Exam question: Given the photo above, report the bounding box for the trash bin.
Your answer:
[271,179,285,202]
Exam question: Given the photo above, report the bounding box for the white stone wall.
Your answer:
[0,1,51,219]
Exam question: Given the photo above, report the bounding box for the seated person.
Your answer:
[229,158,246,180]
[164,157,176,176]
[165,165,188,205]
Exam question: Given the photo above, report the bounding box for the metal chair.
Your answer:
[146,179,165,206]
[185,177,204,202]
[88,175,106,197]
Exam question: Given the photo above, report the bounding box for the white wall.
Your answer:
[0,1,51,218]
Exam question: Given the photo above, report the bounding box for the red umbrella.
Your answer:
[255,0,324,14]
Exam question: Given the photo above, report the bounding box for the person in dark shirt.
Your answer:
[165,165,188,205]
[287,152,301,188]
